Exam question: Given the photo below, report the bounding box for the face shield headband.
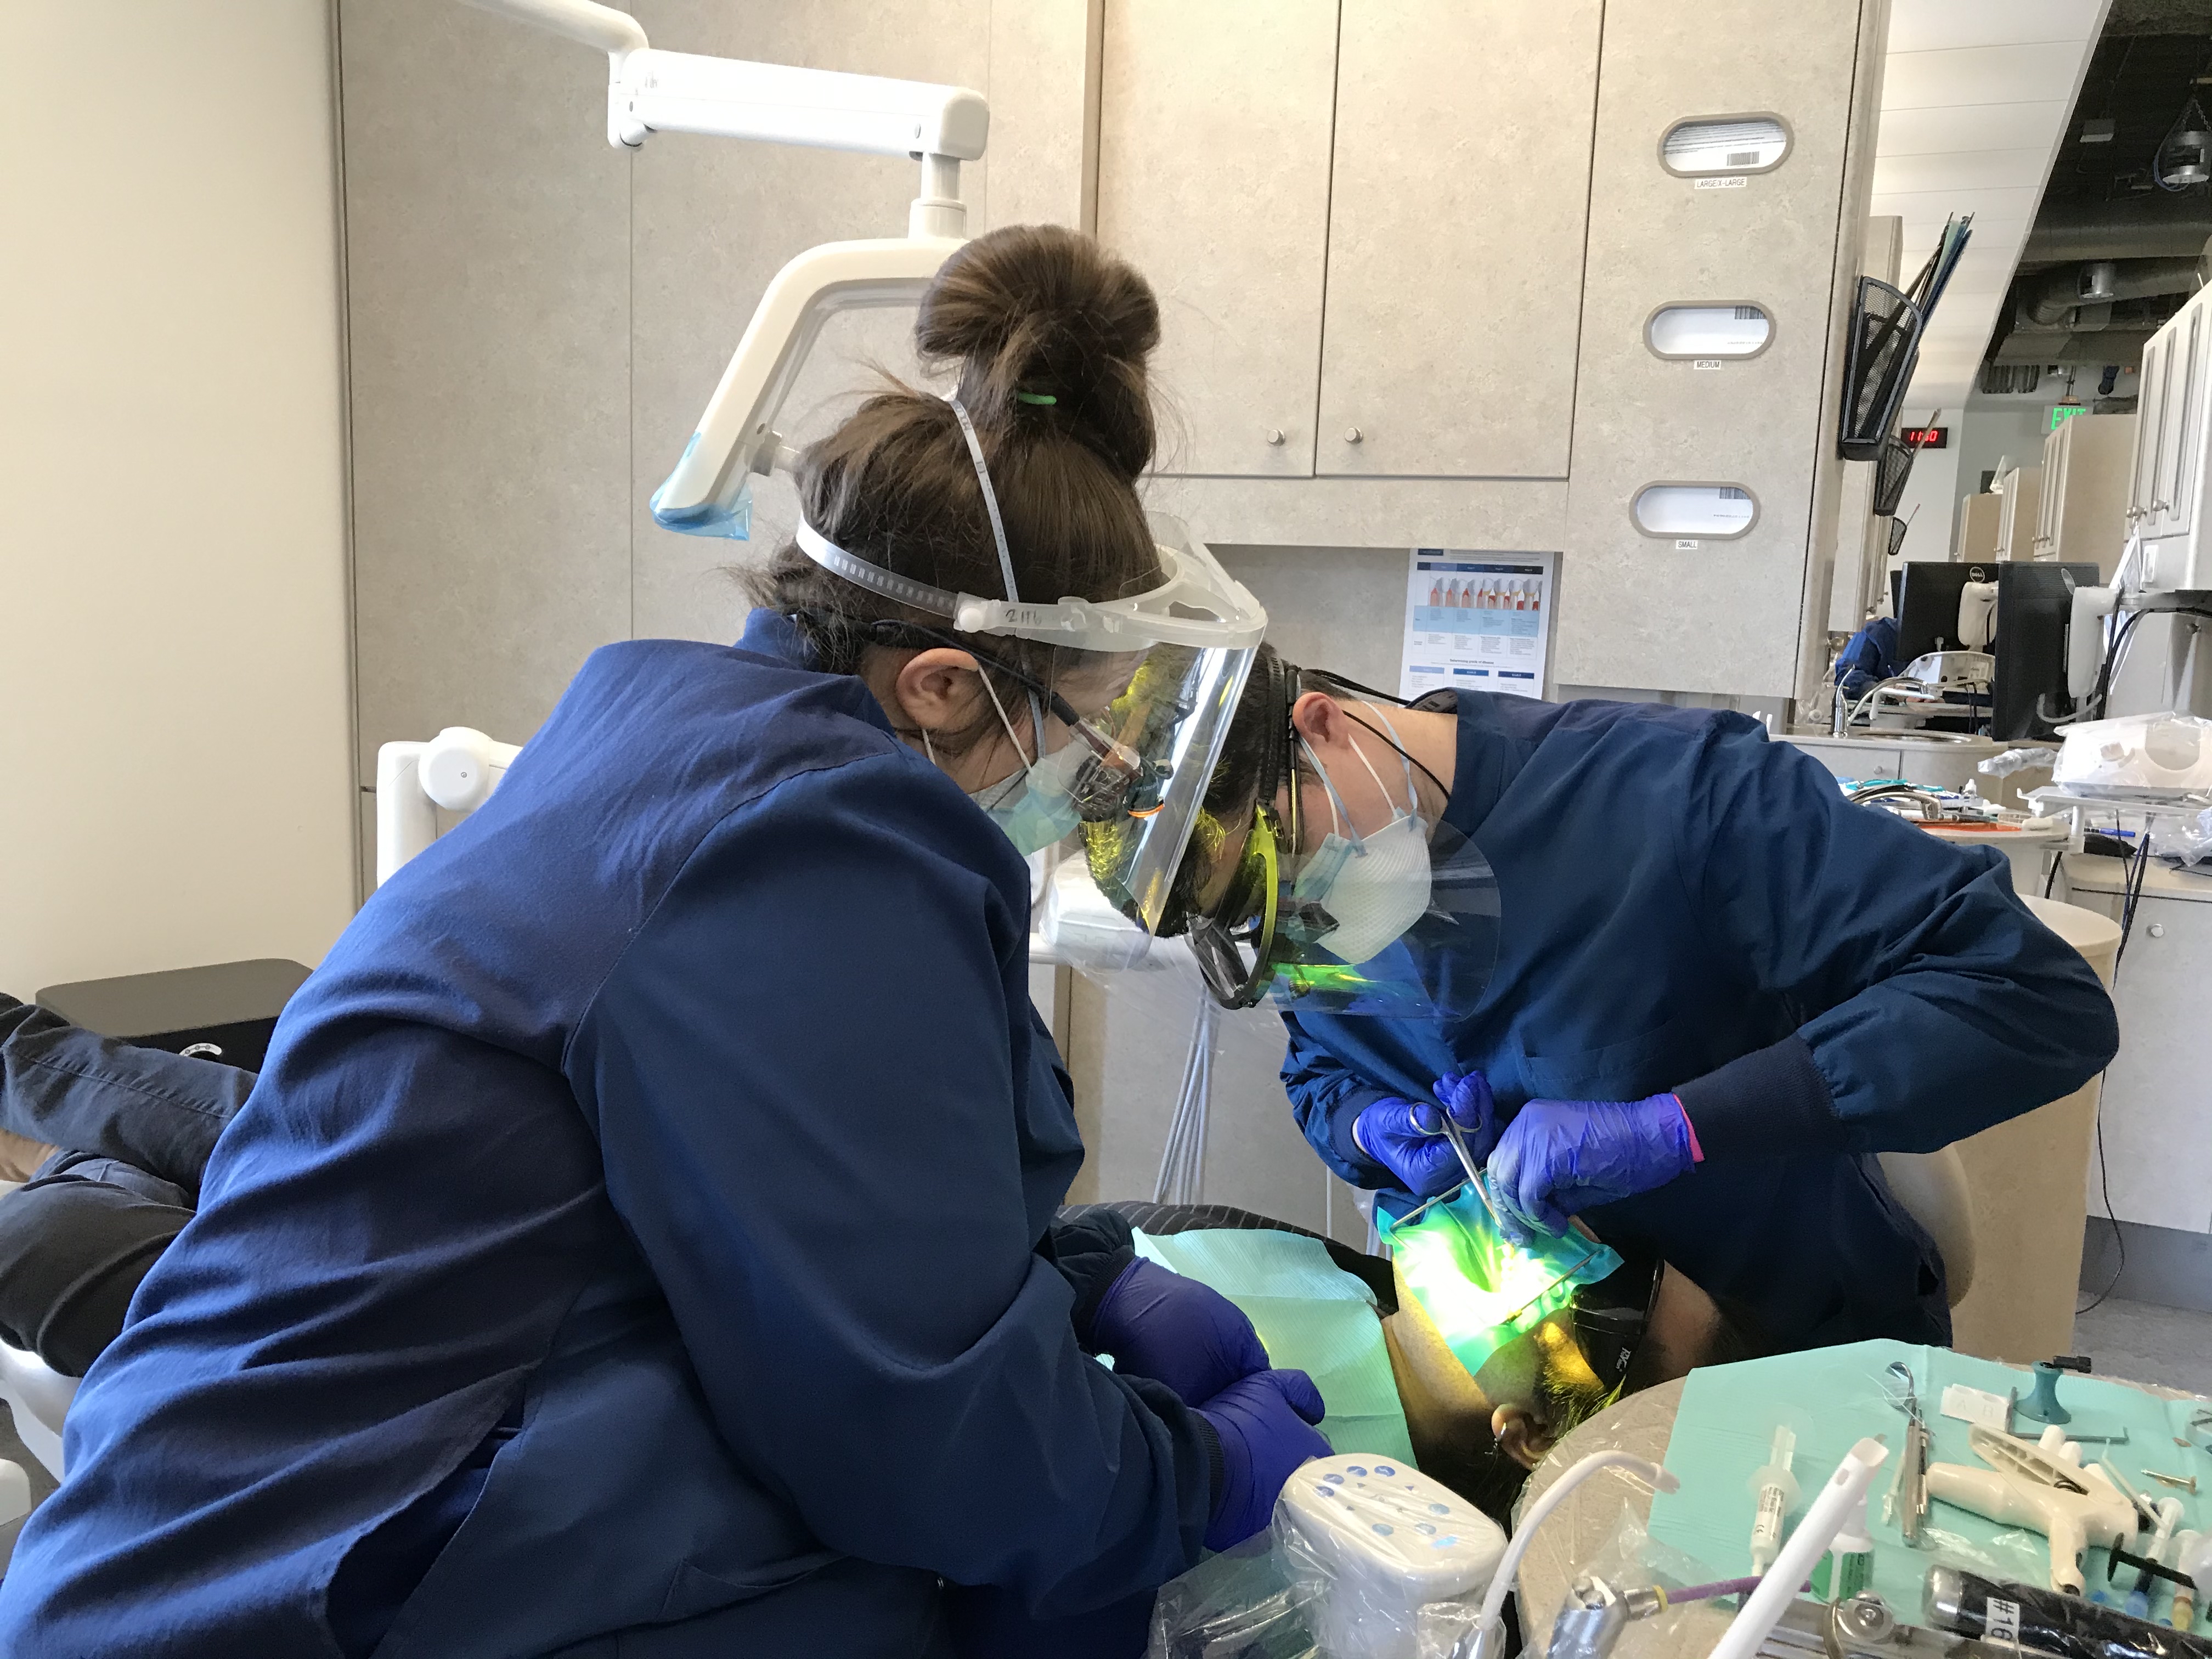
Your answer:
[792,396,1266,934]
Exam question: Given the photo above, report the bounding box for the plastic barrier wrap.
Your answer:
[1927,1567,2212,1659]
[1148,1456,1506,1659]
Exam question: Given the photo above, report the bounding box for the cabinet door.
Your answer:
[1314,0,1602,478]
[2086,892,2212,1232]
[2036,424,2063,554]
[1094,0,1339,477]
[2130,334,2166,529]
[2160,301,2205,539]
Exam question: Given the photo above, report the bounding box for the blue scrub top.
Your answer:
[0,611,1210,1658]
[1284,693,2117,1350]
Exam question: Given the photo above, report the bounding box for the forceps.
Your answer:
[1427,1107,1505,1228]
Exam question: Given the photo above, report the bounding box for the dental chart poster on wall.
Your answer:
[1399,549,1556,702]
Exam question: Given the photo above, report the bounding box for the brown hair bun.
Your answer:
[917,224,1161,482]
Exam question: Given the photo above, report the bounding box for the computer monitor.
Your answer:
[1894,560,1995,664]
[1991,562,2100,741]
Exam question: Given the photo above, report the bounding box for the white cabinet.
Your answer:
[1313,0,1601,478]
[2155,302,2203,544]
[1097,0,1600,481]
[1955,491,2001,561]
[1088,1,1327,479]
[1996,466,2040,561]
[2060,857,2212,1234]
[1095,1,1340,478]
[2128,288,2212,588]
[2035,413,2134,579]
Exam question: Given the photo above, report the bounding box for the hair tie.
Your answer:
[1013,390,1058,406]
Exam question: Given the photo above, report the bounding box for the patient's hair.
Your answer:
[747,224,1164,752]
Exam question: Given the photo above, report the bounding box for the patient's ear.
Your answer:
[1492,1404,1555,1470]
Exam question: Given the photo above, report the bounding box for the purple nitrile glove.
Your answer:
[1350,1071,1498,1199]
[1090,1259,1269,1406]
[1487,1092,1701,1243]
[1196,1368,1331,1551]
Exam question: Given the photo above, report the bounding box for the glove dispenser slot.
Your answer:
[1660,114,1791,175]
[1631,484,1759,539]
[1646,302,1773,359]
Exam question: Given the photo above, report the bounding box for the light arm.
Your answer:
[647,238,964,536]
[375,727,523,888]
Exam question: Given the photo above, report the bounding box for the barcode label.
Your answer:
[1988,1600,2022,1645]
[1727,150,1760,166]
[1719,487,1749,499]
[1735,305,1762,320]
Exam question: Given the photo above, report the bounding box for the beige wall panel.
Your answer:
[341,0,634,771]
[627,0,992,644]
[1147,475,1567,554]
[1095,0,1339,478]
[1554,0,1881,700]
[1316,0,1602,480]
[2,1,357,989]
[1215,546,1420,693]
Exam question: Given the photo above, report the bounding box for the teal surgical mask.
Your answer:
[1286,712,1432,965]
[966,675,1086,855]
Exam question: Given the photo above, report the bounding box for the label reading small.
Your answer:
[1695,176,1749,190]
[1988,1599,2022,1647]
[1693,359,1724,371]
[1675,539,1702,551]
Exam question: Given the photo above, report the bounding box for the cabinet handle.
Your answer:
[1344,427,1364,444]
[1265,428,1285,446]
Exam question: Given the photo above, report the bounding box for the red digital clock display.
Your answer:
[1899,426,1948,449]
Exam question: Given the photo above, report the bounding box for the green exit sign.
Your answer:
[2050,403,2088,431]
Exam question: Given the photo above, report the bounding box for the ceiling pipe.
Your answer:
[2021,198,2212,264]
[2025,256,2203,325]
[1992,329,2158,366]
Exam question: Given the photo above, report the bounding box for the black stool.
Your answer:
[34,960,310,1075]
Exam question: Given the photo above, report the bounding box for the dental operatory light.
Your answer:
[457,0,988,540]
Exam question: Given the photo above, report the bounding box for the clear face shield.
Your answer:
[794,398,1265,937]
[1182,661,1501,1017]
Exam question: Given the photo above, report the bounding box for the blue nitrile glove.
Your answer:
[1195,1368,1331,1551]
[1090,1258,1270,1406]
[1351,1071,1498,1198]
[1487,1093,1700,1243]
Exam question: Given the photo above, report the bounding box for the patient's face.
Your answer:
[1381,1256,1731,1517]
